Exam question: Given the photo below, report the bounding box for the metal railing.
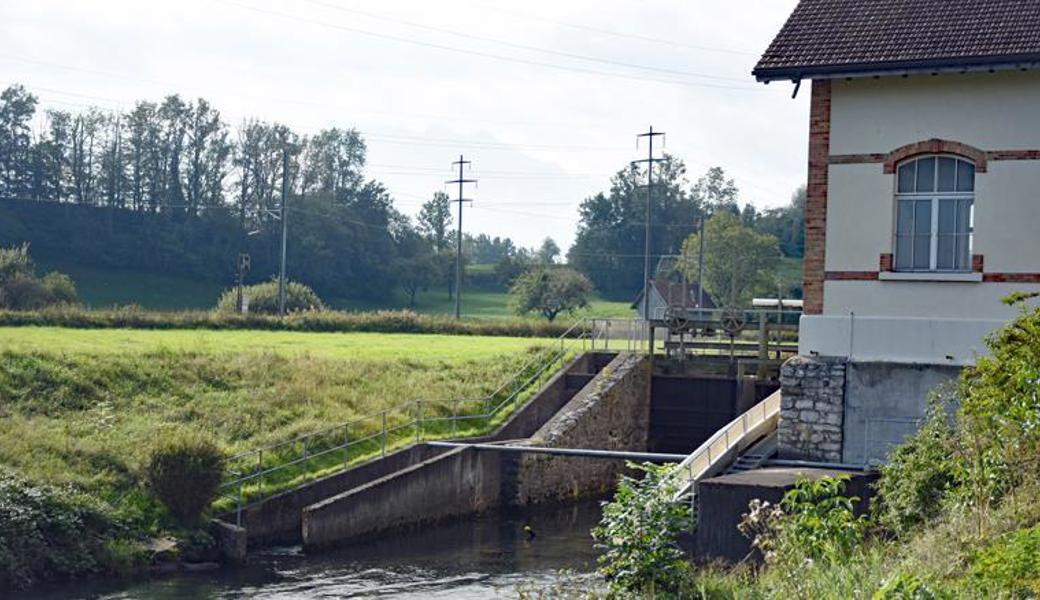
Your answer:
[668,390,782,504]
[218,318,628,523]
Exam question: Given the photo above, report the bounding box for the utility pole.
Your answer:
[634,126,666,323]
[278,146,289,316]
[697,212,706,310]
[446,155,476,319]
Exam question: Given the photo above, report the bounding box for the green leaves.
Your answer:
[591,462,694,596]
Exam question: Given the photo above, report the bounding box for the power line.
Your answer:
[296,0,751,83]
[475,5,760,57]
[217,0,770,92]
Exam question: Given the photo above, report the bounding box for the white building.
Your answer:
[754,0,1040,464]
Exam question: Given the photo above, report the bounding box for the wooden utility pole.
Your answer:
[278,147,289,316]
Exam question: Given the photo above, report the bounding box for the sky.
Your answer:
[0,0,807,251]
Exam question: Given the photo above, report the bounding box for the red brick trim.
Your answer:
[879,253,893,272]
[986,150,1040,161]
[982,273,1040,283]
[882,139,988,174]
[825,271,878,281]
[830,146,1040,169]
[804,80,831,315]
[972,254,985,274]
[829,153,887,165]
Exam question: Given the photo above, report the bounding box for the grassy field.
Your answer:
[48,263,637,318]
[338,289,635,319]
[0,327,557,506]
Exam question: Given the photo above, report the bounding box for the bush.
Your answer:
[41,271,78,305]
[874,395,959,536]
[592,462,694,596]
[0,469,123,589]
[144,429,226,526]
[216,279,324,315]
[0,244,78,310]
[969,524,1040,596]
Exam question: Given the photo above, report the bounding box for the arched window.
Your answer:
[894,156,974,272]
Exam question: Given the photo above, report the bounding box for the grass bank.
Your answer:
[0,327,562,588]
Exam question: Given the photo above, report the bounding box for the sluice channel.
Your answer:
[26,500,605,599]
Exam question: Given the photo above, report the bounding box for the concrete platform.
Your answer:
[695,466,877,563]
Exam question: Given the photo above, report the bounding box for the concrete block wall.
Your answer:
[301,446,502,550]
[515,352,650,504]
[778,356,846,462]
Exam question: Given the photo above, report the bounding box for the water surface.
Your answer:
[29,500,604,599]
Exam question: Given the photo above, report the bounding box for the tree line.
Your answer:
[0,84,538,303]
[568,157,804,301]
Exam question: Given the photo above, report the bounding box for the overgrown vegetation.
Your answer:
[581,297,1040,598]
[591,462,694,596]
[0,306,579,337]
[0,244,77,310]
[0,469,141,589]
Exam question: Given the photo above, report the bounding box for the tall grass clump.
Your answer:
[144,429,226,526]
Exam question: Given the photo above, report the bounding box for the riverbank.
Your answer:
[23,500,607,600]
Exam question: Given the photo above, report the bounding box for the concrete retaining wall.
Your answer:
[302,446,502,550]
[231,352,614,547]
[514,352,650,504]
[695,467,877,562]
[843,361,961,465]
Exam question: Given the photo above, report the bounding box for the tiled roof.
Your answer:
[753,0,1040,81]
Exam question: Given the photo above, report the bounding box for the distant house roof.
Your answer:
[631,280,717,311]
[753,0,1040,82]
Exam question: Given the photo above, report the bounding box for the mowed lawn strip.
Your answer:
[0,326,551,359]
[0,327,557,503]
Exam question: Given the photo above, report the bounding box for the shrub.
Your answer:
[41,271,78,305]
[873,573,945,600]
[591,462,694,596]
[0,244,78,310]
[874,395,959,536]
[144,429,226,526]
[969,524,1040,596]
[216,279,325,315]
[0,469,121,589]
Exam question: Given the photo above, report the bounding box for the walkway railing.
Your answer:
[218,318,624,522]
[669,390,782,503]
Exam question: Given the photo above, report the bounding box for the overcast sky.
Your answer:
[1,0,806,250]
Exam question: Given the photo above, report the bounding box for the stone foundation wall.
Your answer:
[514,352,650,504]
[778,356,847,462]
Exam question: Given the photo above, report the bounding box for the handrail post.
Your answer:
[236,479,243,527]
[416,401,423,443]
[452,399,458,437]
[381,410,388,458]
[343,424,349,468]
[257,450,264,500]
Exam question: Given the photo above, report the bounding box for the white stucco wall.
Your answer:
[830,71,1040,155]
[822,72,1040,328]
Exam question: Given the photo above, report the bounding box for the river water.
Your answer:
[28,500,604,599]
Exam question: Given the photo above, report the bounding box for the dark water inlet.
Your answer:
[26,500,604,600]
